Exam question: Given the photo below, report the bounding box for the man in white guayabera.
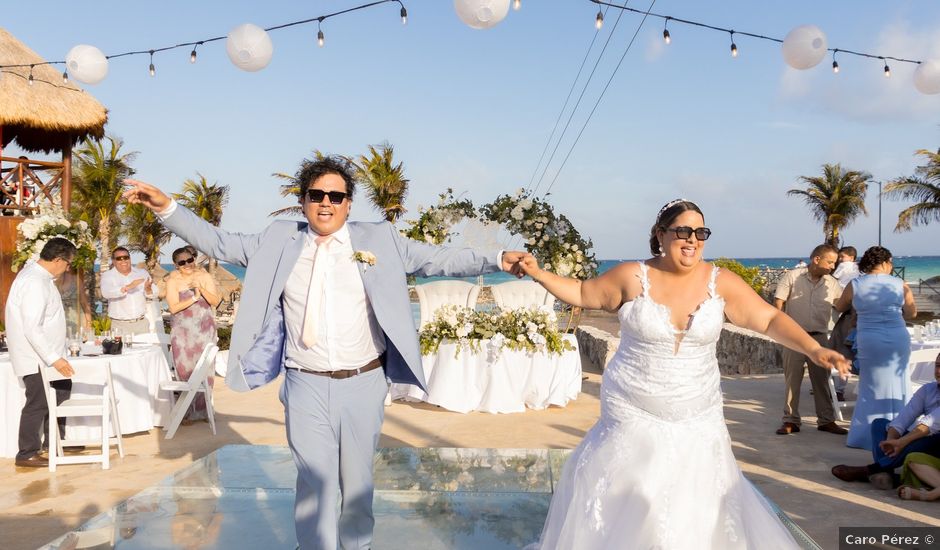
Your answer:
[100,246,153,335]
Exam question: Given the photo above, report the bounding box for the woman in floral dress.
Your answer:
[166,246,221,420]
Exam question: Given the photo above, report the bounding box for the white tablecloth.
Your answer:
[390,334,581,414]
[0,345,174,458]
[911,339,940,387]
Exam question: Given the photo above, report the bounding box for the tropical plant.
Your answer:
[712,258,765,295]
[269,149,328,217]
[347,142,409,223]
[787,163,871,247]
[72,135,138,272]
[173,173,230,275]
[884,148,940,232]
[122,202,171,271]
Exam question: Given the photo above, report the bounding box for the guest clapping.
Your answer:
[166,246,220,422]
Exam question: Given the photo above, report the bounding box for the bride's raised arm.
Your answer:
[517,255,636,312]
[718,269,850,376]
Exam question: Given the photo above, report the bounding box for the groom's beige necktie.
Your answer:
[301,235,332,348]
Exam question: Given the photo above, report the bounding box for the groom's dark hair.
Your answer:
[295,155,356,200]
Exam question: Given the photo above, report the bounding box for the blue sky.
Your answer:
[5,1,940,260]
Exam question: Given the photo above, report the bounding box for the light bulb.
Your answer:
[318,29,325,48]
[595,10,603,30]
[149,63,155,77]
[62,70,69,83]
[28,72,34,85]
[513,0,521,10]
[832,60,839,74]
[400,6,407,24]
[884,63,891,78]
[731,43,738,58]
[190,49,197,63]
[663,29,671,44]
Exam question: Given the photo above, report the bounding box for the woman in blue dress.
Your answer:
[835,246,917,449]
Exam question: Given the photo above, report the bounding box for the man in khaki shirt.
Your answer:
[774,243,846,435]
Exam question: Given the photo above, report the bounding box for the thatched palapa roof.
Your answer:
[0,28,107,153]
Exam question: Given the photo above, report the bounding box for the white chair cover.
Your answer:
[490,280,555,310]
[415,281,481,329]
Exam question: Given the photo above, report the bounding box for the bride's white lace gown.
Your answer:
[532,263,799,549]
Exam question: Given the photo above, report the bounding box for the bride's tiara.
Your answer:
[657,198,693,220]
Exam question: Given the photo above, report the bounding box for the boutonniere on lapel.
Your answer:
[353,251,377,271]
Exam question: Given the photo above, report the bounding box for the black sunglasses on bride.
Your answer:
[666,226,712,241]
[306,189,348,204]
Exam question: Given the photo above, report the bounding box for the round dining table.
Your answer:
[0,344,174,458]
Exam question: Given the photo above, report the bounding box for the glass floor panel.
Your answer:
[39,445,819,549]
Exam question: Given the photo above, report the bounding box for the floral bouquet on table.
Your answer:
[12,205,96,272]
[419,304,574,358]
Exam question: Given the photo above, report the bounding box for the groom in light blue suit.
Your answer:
[125,156,525,549]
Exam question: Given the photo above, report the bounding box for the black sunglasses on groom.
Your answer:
[306,189,348,204]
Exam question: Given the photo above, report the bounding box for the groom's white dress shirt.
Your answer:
[5,261,67,377]
[283,224,385,373]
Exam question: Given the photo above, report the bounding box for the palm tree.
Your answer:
[173,173,230,275]
[787,163,871,247]
[348,142,409,223]
[123,202,170,271]
[268,149,327,218]
[72,135,138,273]
[883,148,940,232]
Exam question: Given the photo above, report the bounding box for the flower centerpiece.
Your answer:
[12,206,97,272]
[419,304,574,358]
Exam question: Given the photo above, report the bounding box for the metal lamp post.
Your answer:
[877,180,882,247]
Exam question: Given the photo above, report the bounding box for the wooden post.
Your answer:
[0,216,23,325]
[62,137,72,212]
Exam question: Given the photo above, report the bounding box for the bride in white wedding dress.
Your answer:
[519,200,849,550]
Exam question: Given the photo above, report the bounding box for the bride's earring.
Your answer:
[659,242,666,258]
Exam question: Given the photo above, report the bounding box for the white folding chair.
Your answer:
[909,347,940,394]
[40,362,125,471]
[828,369,854,422]
[415,280,481,329]
[490,280,555,310]
[160,343,219,439]
[155,332,177,377]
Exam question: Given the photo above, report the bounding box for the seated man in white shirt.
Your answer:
[100,247,153,335]
[5,238,77,468]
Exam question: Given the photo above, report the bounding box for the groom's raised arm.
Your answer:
[123,179,264,267]
[387,223,525,277]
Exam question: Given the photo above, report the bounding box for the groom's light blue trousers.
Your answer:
[281,366,389,550]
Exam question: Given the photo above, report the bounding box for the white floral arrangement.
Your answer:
[13,205,96,272]
[419,304,574,358]
[401,188,478,245]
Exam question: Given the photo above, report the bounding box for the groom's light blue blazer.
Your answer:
[162,205,500,392]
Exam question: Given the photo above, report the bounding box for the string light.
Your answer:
[317,20,325,48]
[595,8,604,30]
[27,64,33,85]
[729,31,738,58]
[832,49,839,73]
[0,0,408,88]
[883,58,891,78]
[513,0,521,10]
[663,17,671,44]
[62,70,68,83]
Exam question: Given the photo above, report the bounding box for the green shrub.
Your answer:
[217,326,232,351]
[712,257,766,295]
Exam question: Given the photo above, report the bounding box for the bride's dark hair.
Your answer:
[648,199,704,256]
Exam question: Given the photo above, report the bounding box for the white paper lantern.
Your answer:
[781,25,828,70]
[454,0,511,30]
[65,45,109,85]
[914,60,940,95]
[226,23,274,72]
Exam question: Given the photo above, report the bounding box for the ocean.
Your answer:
[195,255,940,285]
